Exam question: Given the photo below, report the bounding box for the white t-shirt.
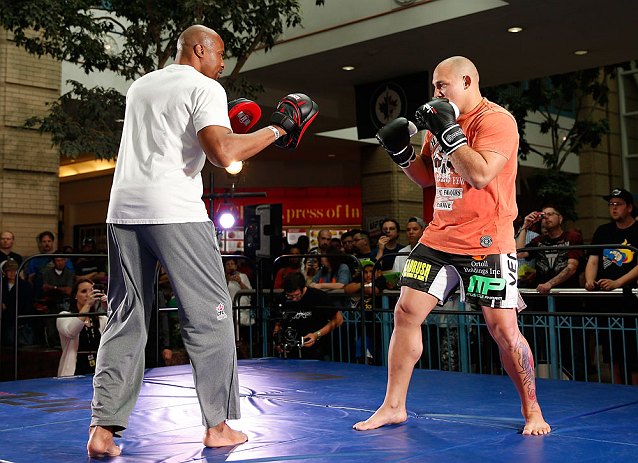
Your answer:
[107,64,231,224]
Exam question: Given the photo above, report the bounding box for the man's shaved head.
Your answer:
[432,55,482,114]
[436,56,479,84]
[175,25,225,80]
[176,25,220,58]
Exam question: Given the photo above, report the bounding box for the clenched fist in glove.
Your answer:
[376,117,419,168]
[415,98,467,154]
[269,93,319,150]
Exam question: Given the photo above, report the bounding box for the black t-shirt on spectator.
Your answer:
[525,231,583,287]
[74,258,106,277]
[274,287,338,360]
[590,221,638,284]
[0,252,23,266]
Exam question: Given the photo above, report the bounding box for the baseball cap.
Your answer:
[82,237,96,246]
[603,188,634,205]
[359,259,375,269]
[407,217,426,228]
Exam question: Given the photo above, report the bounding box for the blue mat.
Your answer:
[0,359,637,462]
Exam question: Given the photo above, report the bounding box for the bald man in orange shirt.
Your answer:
[355,56,550,436]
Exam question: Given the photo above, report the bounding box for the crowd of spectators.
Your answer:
[2,188,637,382]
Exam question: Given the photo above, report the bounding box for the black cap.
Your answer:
[82,237,96,246]
[603,188,634,205]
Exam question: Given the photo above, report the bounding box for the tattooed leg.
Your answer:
[483,307,551,436]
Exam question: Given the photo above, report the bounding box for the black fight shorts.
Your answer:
[398,244,526,311]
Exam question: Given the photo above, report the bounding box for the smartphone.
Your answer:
[93,283,104,292]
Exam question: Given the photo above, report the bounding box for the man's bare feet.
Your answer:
[87,425,122,457]
[203,421,248,448]
[522,408,551,435]
[353,404,408,431]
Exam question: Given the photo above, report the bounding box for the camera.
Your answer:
[538,212,546,219]
[93,283,104,292]
[273,305,305,359]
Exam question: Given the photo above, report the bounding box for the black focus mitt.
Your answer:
[269,93,319,149]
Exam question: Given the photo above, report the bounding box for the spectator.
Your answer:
[224,257,252,326]
[274,245,303,289]
[310,245,352,291]
[41,252,76,348]
[516,205,583,293]
[352,230,373,260]
[1,259,34,346]
[517,205,585,380]
[303,257,320,286]
[585,188,638,385]
[74,238,107,282]
[296,235,310,255]
[56,279,107,376]
[514,215,540,288]
[1,231,23,266]
[370,219,404,272]
[27,231,74,299]
[42,252,75,312]
[341,231,355,255]
[330,237,343,252]
[344,259,386,364]
[392,217,426,275]
[272,272,343,360]
[311,229,332,255]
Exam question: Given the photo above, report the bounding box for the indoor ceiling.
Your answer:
[235,0,638,161]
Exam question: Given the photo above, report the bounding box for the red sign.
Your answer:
[204,186,362,227]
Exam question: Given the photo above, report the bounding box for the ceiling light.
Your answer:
[342,66,355,71]
[574,50,588,55]
[327,154,336,158]
[507,27,523,33]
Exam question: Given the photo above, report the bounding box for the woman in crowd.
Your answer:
[310,245,352,290]
[56,278,106,376]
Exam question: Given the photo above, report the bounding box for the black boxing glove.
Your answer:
[376,117,419,168]
[415,98,467,154]
[269,93,319,150]
[228,98,261,134]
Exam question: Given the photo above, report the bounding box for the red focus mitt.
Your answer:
[228,98,261,134]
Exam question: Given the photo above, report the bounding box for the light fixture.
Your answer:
[342,65,355,71]
[574,50,588,56]
[507,27,523,33]
[327,154,336,158]
[216,202,238,229]
[225,161,243,175]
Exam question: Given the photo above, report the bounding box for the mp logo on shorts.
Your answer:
[216,303,227,321]
[467,275,506,297]
[402,259,432,282]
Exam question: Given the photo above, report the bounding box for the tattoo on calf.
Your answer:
[516,334,537,404]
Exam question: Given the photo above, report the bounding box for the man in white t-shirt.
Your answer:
[87,25,318,457]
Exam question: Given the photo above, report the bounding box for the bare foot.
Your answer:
[203,421,248,448]
[353,404,408,431]
[87,425,122,457]
[522,408,551,436]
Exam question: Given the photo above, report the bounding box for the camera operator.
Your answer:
[272,272,343,360]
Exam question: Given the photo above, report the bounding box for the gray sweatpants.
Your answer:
[90,222,240,434]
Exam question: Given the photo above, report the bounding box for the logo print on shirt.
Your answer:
[216,303,227,321]
[480,235,493,248]
[603,239,635,268]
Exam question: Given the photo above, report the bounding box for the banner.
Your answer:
[204,186,362,227]
[355,72,429,139]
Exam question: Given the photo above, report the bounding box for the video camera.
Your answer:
[273,301,309,359]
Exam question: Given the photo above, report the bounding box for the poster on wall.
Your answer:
[219,229,244,254]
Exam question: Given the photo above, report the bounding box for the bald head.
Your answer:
[175,25,225,80]
[436,56,479,84]
[432,56,482,114]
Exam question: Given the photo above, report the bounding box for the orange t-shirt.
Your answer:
[419,98,518,255]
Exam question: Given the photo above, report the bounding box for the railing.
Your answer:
[4,244,637,385]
